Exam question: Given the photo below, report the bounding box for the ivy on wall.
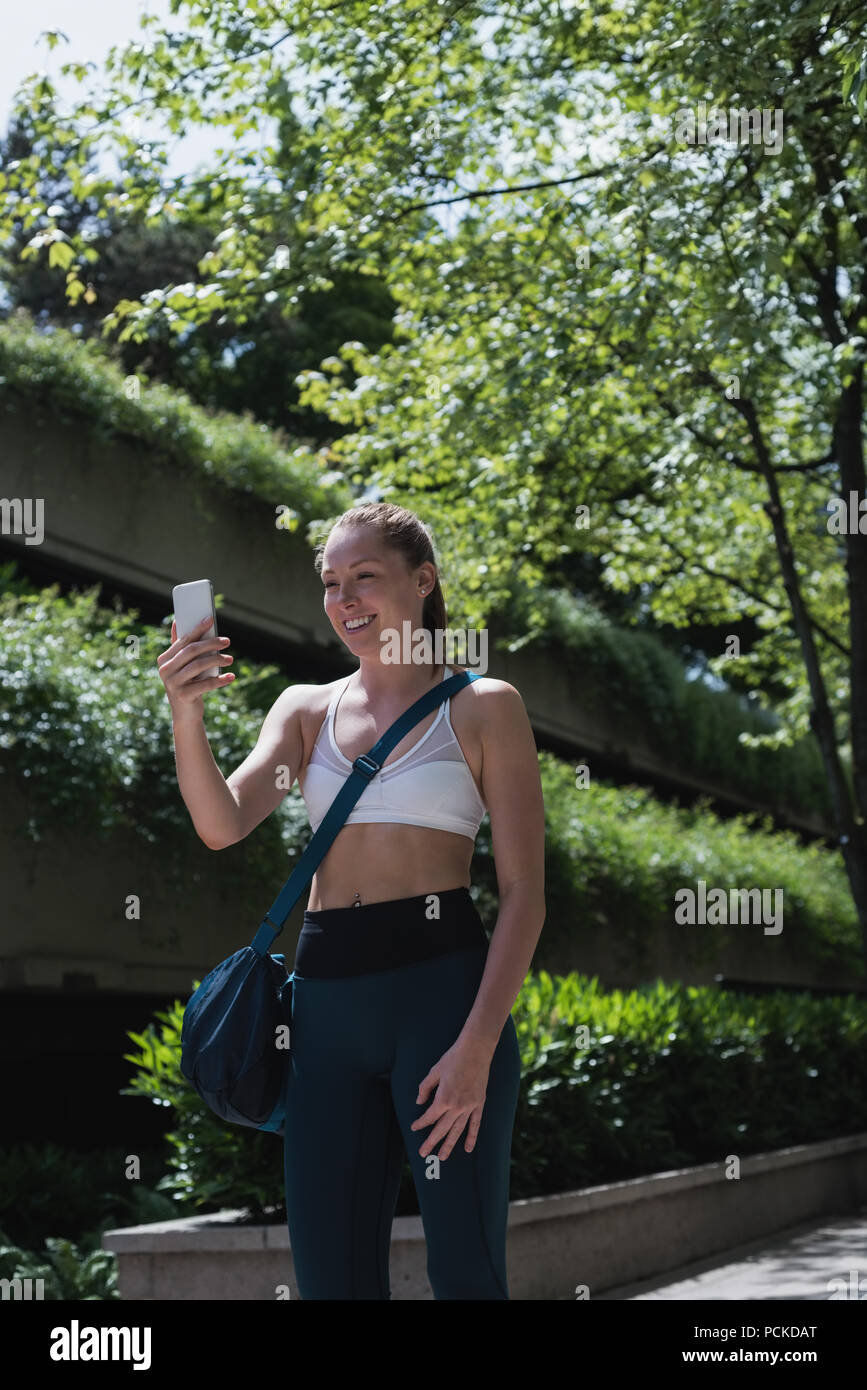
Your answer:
[0,573,858,975]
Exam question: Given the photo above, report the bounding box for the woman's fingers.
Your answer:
[418,1107,473,1160]
[159,615,211,667]
[463,1109,483,1154]
[158,616,234,704]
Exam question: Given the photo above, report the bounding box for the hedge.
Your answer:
[119,972,867,1220]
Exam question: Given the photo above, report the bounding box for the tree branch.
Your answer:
[395,143,667,216]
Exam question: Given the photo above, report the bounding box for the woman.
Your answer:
[159,502,546,1300]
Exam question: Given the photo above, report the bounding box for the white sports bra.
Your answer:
[297,666,487,841]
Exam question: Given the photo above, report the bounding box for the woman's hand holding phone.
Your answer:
[157,615,235,720]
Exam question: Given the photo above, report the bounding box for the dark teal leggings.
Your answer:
[282,889,522,1300]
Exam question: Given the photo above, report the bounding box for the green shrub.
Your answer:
[534,751,861,973]
[508,973,867,1198]
[510,585,835,822]
[0,578,310,901]
[0,1230,120,1300]
[0,1147,184,1302]
[0,1143,182,1253]
[122,972,867,1219]
[0,312,354,524]
[121,1003,289,1223]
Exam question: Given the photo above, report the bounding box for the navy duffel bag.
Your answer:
[180,946,293,1134]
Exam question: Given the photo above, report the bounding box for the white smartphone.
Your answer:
[172,579,220,681]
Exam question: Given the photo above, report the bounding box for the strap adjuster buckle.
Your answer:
[353,754,381,779]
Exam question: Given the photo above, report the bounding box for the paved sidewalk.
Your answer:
[596,1207,867,1300]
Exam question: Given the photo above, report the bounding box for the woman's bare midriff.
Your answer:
[305,823,475,911]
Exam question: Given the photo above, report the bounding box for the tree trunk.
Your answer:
[741,386,867,975]
[833,363,867,976]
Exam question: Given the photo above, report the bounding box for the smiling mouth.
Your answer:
[343,613,376,632]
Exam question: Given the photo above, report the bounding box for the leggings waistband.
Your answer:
[295,886,488,978]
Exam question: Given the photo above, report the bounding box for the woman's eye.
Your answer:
[324,573,375,588]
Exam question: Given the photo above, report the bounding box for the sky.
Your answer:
[0,0,232,179]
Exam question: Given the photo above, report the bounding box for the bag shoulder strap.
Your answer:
[250,669,482,953]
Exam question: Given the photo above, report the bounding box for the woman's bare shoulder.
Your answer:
[265,677,347,771]
[446,665,527,742]
[448,662,522,700]
[270,675,347,732]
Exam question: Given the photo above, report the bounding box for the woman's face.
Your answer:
[320,527,433,656]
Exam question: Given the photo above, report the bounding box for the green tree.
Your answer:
[0,97,396,437]
[3,1,866,961]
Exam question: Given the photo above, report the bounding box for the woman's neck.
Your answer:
[352,656,445,704]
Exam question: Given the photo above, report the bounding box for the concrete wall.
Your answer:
[0,715,857,1008]
[101,1131,867,1300]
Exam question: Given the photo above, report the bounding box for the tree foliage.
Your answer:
[3,0,867,957]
